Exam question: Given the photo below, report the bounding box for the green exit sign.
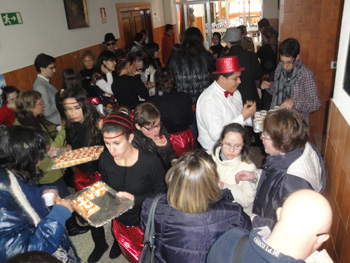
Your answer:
[1,12,23,26]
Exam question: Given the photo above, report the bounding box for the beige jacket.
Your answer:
[208,147,258,214]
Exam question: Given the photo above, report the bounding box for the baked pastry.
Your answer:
[72,181,109,219]
[76,200,100,218]
[52,146,104,169]
[83,189,95,200]
[89,182,108,197]
[94,187,108,197]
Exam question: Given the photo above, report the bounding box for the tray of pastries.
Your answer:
[67,181,134,227]
[52,146,104,169]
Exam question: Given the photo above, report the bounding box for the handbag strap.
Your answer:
[232,234,249,263]
[143,195,162,246]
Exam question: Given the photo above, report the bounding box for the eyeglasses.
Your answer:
[143,122,162,132]
[46,66,56,70]
[106,41,116,46]
[260,133,271,140]
[221,142,244,150]
[279,58,295,67]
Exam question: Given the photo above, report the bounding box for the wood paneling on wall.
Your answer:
[279,0,344,136]
[324,100,350,262]
[2,23,176,91]
[3,44,104,92]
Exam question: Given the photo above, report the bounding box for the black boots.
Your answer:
[66,213,90,236]
[109,240,122,259]
[88,227,109,263]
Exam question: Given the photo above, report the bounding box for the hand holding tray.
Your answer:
[66,181,134,227]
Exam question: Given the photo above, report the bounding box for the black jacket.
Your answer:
[226,45,263,110]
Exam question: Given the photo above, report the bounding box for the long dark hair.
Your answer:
[95,50,116,75]
[60,88,101,146]
[115,50,135,76]
[180,27,206,57]
[155,67,176,94]
[0,126,46,183]
[63,68,82,90]
[213,123,251,162]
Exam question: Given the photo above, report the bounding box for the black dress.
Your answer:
[112,74,149,109]
[210,43,224,59]
[148,92,194,134]
[98,149,166,226]
[80,68,97,97]
[226,45,264,110]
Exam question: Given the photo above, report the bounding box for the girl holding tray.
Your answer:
[91,111,166,263]
[60,87,102,192]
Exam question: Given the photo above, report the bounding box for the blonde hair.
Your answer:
[166,150,221,213]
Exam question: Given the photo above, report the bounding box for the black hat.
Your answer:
[104,33,117,43]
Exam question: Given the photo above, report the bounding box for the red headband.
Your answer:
[103,115,133,127]
[102,115,134,139]
[103,120,133,130]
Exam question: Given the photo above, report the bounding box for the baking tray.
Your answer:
[51,146,104,170]
[66,182,134,227]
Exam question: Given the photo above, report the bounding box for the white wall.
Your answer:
[162,0,176,25]
[332,0,350,125]
[262,0,278,19]
[0,0,164,74]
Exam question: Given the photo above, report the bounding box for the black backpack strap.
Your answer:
[143,195,162,246]
[232,234,249,263]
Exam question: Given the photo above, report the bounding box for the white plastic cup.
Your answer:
[42,192,55,206]
[97,104,104,114]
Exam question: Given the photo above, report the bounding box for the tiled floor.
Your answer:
[70,222,129,263]
[70,146,265,263]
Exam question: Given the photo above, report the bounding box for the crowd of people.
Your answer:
[0,19,330,263]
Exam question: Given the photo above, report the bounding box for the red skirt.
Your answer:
[112,219,144,263]
[169,128,194,157]
[74,168,101,192]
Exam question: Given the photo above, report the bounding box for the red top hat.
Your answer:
[213,56,245,74]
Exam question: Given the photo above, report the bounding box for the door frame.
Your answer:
[115,3,153,50]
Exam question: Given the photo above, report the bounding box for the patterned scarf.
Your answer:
[272,59,304,106]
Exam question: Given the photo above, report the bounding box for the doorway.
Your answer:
[116,3,153,51]
[175,0,262,48]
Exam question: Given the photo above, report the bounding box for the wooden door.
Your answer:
[116,3,154,51]
[121,11,135,50]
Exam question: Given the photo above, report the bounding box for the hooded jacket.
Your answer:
[0,167,80,262]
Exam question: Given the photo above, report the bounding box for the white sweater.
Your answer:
[209,147,257,214]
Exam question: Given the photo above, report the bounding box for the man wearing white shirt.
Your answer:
[33,53,61,124]
[196,56,256,150]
